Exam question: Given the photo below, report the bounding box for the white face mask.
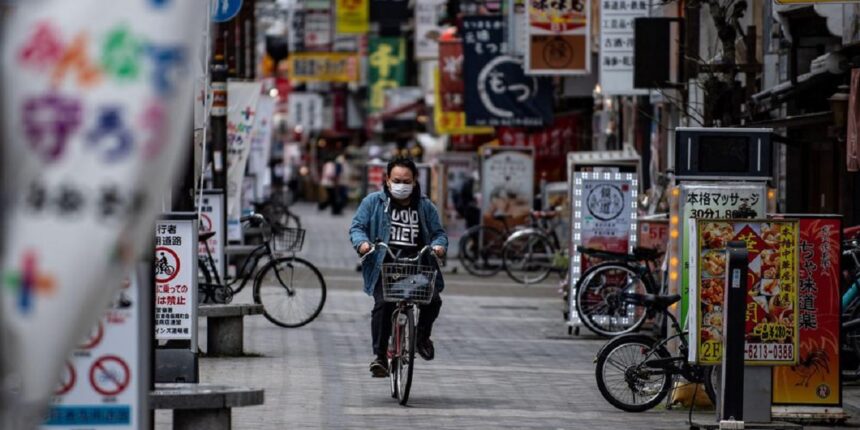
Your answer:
[389,183,413,200]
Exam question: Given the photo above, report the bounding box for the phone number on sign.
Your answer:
[745,343,794,361]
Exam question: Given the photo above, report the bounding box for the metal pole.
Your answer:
[209,55,229,247]
[720,241,748,426]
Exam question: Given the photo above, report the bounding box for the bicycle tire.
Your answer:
[502,232,554,284]
[704,366,719,407]
[396,307,416,406]
[595,334,672,412]
[253,256,326,328]
[198,258,213,304]
[458,225,505,277]
[575,262,654,337]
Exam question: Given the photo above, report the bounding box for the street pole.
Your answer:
[209,54,229,244]
[720,241,748,428]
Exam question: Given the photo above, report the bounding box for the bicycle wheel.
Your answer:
[704,365,719,407]
[595,334,672,412]
[502,232,554,284]
[253,256,326,328]
[846,303,860,360]
[395,307,416,406]
[458,226,505,277]
[575,262,652,337]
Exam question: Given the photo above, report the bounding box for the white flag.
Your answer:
[0,0,206,421]
[226,81,262,241]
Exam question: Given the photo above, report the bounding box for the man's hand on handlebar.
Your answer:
[432,245,445,258]
[359,242,372,255]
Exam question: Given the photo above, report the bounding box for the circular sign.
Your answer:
[79,321,104,350]
[212,0,243,23]
[542,37,574,68]
[477,55,540,120]
[586,184,625,221]
[89,355,130,397]
[55,361,76,396]
[199,214,213,233]
[154,246,180,283]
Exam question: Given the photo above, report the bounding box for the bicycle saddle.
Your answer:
[199,231,216,242]
[632,247,662,261]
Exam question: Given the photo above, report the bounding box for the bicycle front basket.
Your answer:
[273,227,306,253]
[381,263,437,304]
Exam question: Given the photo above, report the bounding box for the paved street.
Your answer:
[157,204,860,429]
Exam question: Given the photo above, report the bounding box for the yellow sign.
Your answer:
[694,219,799,366]
[433,71,493,135]
[287,53,360,83]
[335,0,368,34]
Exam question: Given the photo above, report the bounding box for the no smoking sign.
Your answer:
[89,355,131,397]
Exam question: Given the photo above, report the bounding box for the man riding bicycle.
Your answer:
[349,157,448,377]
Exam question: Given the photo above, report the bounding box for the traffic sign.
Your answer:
[79,321,104,350]
[212,0,243,23]
[89,355,131,397]
[154,246,180,283]
[55,361,76,396]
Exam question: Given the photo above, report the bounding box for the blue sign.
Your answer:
[44,406,131,426]
[212,0,243,23]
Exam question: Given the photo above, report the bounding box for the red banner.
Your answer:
[439,40,465,112]
[772,217,841,405]
[496,113,582,181]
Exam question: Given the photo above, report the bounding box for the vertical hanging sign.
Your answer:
[336,0,369,34]
[368,37,406,112]
[225,82,263,241]
[599,0,649,95]
[525,0,590,74]
[415,0,443,60]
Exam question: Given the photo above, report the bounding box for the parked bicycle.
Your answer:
[457,214,515,277]
[361,241,441,406]
[841,226,860,379]
[197,213,326,328]
[252,195,301,231]
[574,246,664,337]
[501,210,566,284]
[594,291,716,412]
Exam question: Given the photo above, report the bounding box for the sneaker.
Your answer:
[416,337,435,361]
[369,357,388,377]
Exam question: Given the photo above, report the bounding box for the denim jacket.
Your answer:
[349,191,448,295]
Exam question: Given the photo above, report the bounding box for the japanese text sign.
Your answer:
[288,52,360,83]
[1,0,204,406]
[368,37,406,112]
[415,0,444,60]
[526,0,590,74]
[226,82,263,241]
[197,191,225,282]
[154,218,197,341]
[674,183,768,329]
[773,216,841,406]
[336,0,369,34]
[44,272,147,429]
[692,219,800,365]
[599,0,649,95]
[462,16,553,127]
[433,70,494,135]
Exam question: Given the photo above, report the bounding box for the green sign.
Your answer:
[368,37,406,112]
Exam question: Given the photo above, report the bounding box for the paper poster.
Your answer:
[288,92,325,132]
[226,82,263,241]
[154,218,197,341]
[0,0,204,408]
[693,219,799,365]
[638,220,669,254]
[304,8,333,50]
[415,0,444,60]
[599,0,649,95]
[675,183,768,329]
[480,147,535,231]
[336,0,369,34]
[526,0,590,74]
[462,16,553,127]
[288,52,360,83]
[368,37,406,112]
[197,192,225,282]
[773,216,841,406]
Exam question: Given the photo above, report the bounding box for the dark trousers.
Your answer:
[371,280,442,358]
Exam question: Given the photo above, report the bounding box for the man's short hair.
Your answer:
[386,156,418,178]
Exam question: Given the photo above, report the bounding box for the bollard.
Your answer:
[720,241,748,425]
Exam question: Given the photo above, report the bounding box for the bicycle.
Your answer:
[252,196,301,231]
[594,291,716,412]
[501,210,566,284]
[841,226,860,379]
[574,246,664,337]
[457,214,515,277]
[197,213,326,328]
[361,241,441,406]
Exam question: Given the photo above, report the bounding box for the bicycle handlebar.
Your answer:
[359,241,442,267]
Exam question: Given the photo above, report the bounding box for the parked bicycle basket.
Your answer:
[381,263,437,304]
[273,227,306,253]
